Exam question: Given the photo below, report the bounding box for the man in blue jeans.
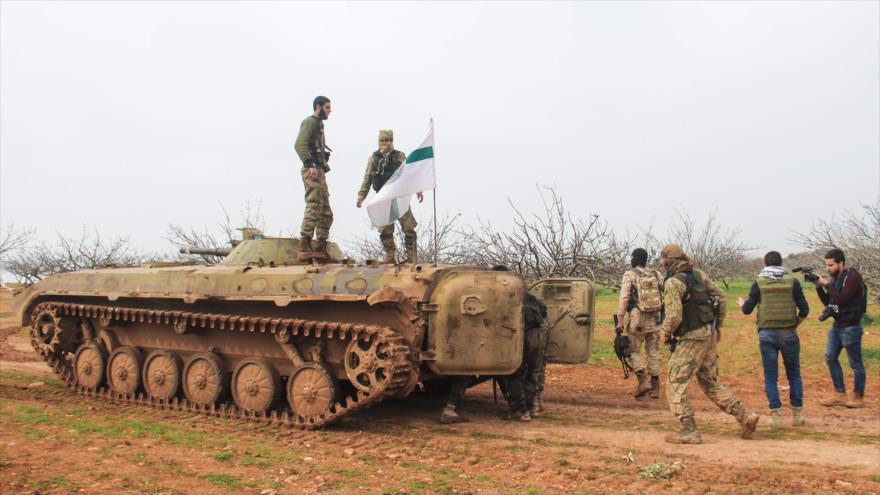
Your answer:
[737,251,810,427]
[815,248,868,409]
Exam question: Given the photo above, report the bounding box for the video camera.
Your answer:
[818,304,839,322]
[793,266,820,284]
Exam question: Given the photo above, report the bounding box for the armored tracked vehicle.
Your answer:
[13,232,595,429]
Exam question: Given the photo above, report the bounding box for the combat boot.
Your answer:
[739,412,760,439]
[845,394,865,408]
[503,410,532,422]
[382,249,397,264]
[792,406,805,427]
[634,370,651,398]
[299,236,313,253]
[820,391,847,407]
[439,407,469,424]
[649,376,660,399]
[313,239,328,256]
[664,416,702,444]
[769,407,784,428]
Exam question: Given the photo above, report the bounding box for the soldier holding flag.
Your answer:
[357,130,423,264]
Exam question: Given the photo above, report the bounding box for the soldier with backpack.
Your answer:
[616,248,664,399]
[659,244,759,444]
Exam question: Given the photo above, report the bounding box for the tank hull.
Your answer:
[14,260,527,428]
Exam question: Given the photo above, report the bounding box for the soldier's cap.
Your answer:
[378,129,394,141]
[660,243,687,260]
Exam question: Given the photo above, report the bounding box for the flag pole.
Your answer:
[433,188,438,263]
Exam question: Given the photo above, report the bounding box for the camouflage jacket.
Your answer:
[357,150,407,200]
[659,268,726,340]
[616,268,664,319]
[294,116,329,171]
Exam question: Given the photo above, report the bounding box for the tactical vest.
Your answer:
[671,270,716,336]
[370,151,402,192]
[756,276,799,329]
[830,269,868,323]
[307,116,328,169]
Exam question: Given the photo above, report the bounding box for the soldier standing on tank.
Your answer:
[658,244,760,444]
[294,96,333,258]
[357,129,424,263]
[616,248,664,399]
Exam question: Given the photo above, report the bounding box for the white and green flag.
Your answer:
[366,119,436,227]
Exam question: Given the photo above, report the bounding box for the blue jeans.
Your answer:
[825,325,866,395]
[758,329,804,409]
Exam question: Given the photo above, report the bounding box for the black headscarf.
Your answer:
[631,248,648,268]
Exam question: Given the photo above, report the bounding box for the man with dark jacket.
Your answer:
[737,251,810,427]
[814,248,868,408]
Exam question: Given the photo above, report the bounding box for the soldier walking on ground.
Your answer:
[357,130,423,264]
[658,244,759,444]
[294,96,334,259]
[737,251,810,427]
[616,248,664,399]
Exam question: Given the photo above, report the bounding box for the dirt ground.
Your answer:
[1,289,878,494]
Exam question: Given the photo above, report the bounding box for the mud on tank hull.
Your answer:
[13,260,525,429]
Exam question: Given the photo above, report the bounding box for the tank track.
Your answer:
[28,301,413,430]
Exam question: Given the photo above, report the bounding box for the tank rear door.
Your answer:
[530,278,595,364]
[425,271,525,376]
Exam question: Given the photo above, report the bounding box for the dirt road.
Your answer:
[1,290,878,494]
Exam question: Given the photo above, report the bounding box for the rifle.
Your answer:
[612,315,634,379]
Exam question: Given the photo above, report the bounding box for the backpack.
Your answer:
[634,268,663,313]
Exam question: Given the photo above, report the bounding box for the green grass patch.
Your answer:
[213,451,232,462]
[863,348,880,361]
[205,473,242,488]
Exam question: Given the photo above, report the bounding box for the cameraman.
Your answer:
[815,248,868,408]
[737,251,809,427]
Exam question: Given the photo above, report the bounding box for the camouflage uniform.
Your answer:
[659,246,758,443]
[440,292,546,423]
[294,115,333,243]
[499,292,547,419]
[357,138,417,261]
[617,268,664,377]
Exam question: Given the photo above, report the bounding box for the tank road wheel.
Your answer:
[231,359,280,414]
[74,343,107,389]
[345,335,394,392]
[287,363,338,417]
[143,350,182,400]
[107,346,144,395]
[183,353,227,407]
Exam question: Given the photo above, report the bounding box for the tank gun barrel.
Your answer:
[179,246,233,257]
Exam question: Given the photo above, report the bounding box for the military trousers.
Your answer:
[380,209,417,252]
[499,327,543,412]
[300,167,333,240]
[666,332,744,421]
[627,309,661,376]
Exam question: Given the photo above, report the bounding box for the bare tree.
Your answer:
[0,224,35,260]
[3,228,152,285]
[457,186,621,285]
[166,200,267,264]
[663,209,752,288]
[344,213,468,264]
[790,201,880,300]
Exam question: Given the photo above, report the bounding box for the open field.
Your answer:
[1,283,878,494]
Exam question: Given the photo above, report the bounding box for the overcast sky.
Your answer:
[2,1,878,259]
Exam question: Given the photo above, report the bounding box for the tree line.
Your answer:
[2,191,878,299]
